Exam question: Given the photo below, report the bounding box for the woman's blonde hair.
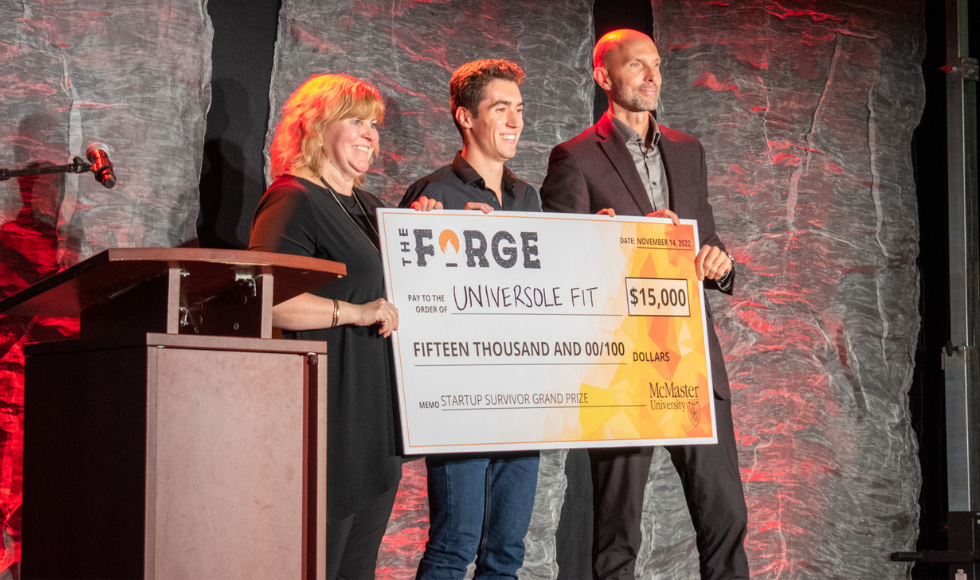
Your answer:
[269,73,385,185]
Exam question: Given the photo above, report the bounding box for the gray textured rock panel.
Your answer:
[268,0,594,202]
[0,1,212,570]
[0,1,211,261]
[648,1,924,578]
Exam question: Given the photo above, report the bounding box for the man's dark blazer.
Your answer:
[540,112,733,400]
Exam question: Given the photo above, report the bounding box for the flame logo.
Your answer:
[439,230,459,254]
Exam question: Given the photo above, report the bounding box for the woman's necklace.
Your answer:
[319,176,381,254]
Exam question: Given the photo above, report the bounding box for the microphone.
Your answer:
[86,143,116,188]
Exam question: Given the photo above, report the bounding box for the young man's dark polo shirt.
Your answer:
[399,152,541,212]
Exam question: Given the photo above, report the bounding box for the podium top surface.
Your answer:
[0,247,346,318]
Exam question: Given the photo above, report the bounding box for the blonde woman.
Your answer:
[249,73,438,578]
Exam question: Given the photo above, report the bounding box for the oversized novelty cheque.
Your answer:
[378,209,717,454]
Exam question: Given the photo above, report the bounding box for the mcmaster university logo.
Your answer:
[649,381,702,426]
[687,400,701,426]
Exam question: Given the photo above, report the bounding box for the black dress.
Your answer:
[248,175,402,521]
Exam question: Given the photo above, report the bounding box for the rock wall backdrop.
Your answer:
[633,2,923,578]
[0,1,924,578]
[0,1,212,572]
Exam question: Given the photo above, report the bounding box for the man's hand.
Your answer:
[597,208,616,217]
[410,196,443,211]
[695,245,732,282]
[463,202,494,214]
[646,208,680,226]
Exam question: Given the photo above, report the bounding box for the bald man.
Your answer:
[540,30,749,580]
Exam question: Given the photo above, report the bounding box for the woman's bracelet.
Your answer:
[331,298,340,328]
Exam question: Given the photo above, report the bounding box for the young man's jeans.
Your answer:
[415,452,540,579]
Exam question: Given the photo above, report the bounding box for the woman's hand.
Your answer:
[272,294,398,336]
[410,196,443,211]
[350,298,399,337]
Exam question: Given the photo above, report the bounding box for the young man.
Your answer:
[399,59,539,580]
[540,30,750,580]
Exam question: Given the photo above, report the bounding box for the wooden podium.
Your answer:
[0,248,346,579]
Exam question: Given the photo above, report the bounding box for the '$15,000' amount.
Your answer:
[625,278,691,317]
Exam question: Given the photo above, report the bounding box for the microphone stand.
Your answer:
[0,157,93,181]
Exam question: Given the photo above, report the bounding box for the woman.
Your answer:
[249,73,437,578]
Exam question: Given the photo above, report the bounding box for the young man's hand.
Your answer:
[463,202,494,214]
